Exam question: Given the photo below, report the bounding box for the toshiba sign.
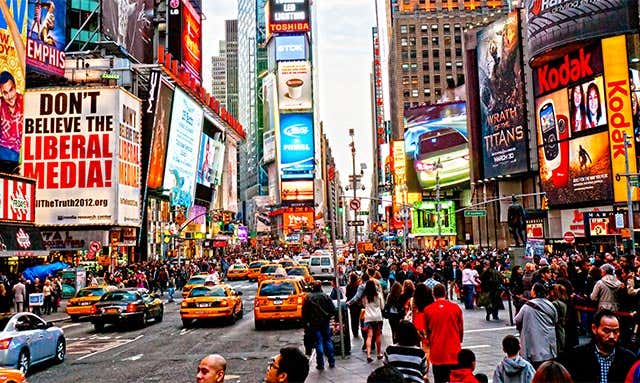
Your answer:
[268,0,310,35]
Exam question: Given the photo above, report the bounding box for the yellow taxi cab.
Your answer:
[180,284,243,327]
[182,273,210,298]
[65,286,114,322]
[226,263,249,280]
[247,260,270,281]
[253,277,307,330]
[0,367,26,383]
[285,265,315,286]
[277,259,297,269]
[257,264,287,285]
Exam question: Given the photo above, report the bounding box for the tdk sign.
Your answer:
[275,35,307,62]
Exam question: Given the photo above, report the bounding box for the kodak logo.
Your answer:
[537,48,593,95]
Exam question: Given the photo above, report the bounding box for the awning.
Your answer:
[0,225,47,257]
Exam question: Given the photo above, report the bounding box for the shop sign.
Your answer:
[0,176,36,224]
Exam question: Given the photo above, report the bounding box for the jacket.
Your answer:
[514,298,557,363]
[591,274,623,311]
[449,368,479,383]
[424,298,464,365]
[492,356,535,383]
[302,291,335,329]
[12,282,25,303]
[562,342,636,383]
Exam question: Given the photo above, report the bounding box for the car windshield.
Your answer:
[187,277,206,285]
[249,262,265,268]
[259,282,295,296]
[261,265,280,273]
[287,268,304,276]
[77,288,105,297]
[101,291,137,302]
[190,286,227,297]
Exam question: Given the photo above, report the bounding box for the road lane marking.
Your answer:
[179,328,194,336]
[76,334,144,361]
[122,353,144,361]
[61,323,81,330]
[465,326,515,333]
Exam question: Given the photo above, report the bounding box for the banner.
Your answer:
[101,0,154,64]
[0,174,35,223]
[476,12,528,178]
[278,61,312,111]
[23,87,142,226]
[25,0,66,76]
[162,88,203,209]
[147,79,173,189]
[279,113,314,179]
[267,0,310,38]
[196,134,215,187]
[281,180,313,204]
[0,0,28,166]
[391,140,406,229]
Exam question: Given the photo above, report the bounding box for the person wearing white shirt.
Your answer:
[461,263,479,310]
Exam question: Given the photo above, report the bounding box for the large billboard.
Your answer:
[0,0,28,167]
[278,61,312,111]
[476,12,528,178]
[147,79,174,189]
[23,87,142,226]
[411,200,456,236]
[525,0,637,62]
[167,0,202,81]
[101,0,155,64]
[262,73,278,164]
[26,0,66,76]
[275,34,307,62]
[223,141,238,213]
[279,113,314,180]
[162,88,203,209]
[283,210,314,233]
[0,174,35,223]
[267,0,310,37]
[281,180,313,204]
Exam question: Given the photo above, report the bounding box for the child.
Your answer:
[449,349,480,383]
[493,335,536,383]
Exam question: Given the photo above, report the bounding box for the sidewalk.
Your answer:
[307,302,517,382]
[33,299,71,323]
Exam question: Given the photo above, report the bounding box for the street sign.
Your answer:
[464,209,487,217]
[349,199,361,211]
[563,231,576,244]
[357,211,369,216]
[347,220,365,227]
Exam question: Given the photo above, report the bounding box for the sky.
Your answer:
[201,1,376,197]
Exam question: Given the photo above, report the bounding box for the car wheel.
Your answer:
[237,304,244,319]
[54,337,66,364]
[182,318,192,328]
[155,306,164,323]
[17,349,29,375]
[93,322,104,332]
[255,320,264,330]
[70,315,80,322]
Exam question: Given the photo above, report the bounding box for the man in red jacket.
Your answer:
[425,283,464,383]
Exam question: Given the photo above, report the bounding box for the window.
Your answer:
[402,63,409,71]
[422,50,429,58]
[455,48,462,56]
[409,25,416,34]
[413,102,420,107]
[411,76,419,85]
[404,102,411,109]
[421,25,428,32]
[455,36,462,44]
[422,62,430,71]
[402,76,410,85]
[431,24,438,31]
[433,62,440,70]
[446,62,452,68]
[435,88,442,98]
[424,88,431,96]
[423,75,430,84]
[320,258,331,266]
[434,74,441,84]
[421,37,428,45]
[400,25,408,33]
[432,49,439,58]
[412,89,419,97]
[401,38,408,46]
[410,50,417,58]
[446,74,453,80]
[456,61,463,68]
[457,74,465,86]
[454,23,461,31]
[432,37,439,45]
[404,90,410,97]
[409,37,416,46]
[402,51,409,59]
[411,63,418,71]
[445,49,451,57]
[444,24,451,32]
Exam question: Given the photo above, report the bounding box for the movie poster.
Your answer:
[101,0,154,63]
[147,80,173,189]
[26,0,66,76]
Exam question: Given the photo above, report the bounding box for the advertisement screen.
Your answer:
[275,34,307,61]
[411,200,456,236]
[279,113,314,180]
[196,134,215,187]
[0,175,35,223]
[476,12,528,178]
[26,0,66,76]
[147,80,174,189]
[181,0,201,81]
[268,0,310,35]
[0,0,27,167]
[162,88,203,209]
[281,180,313,203]
[23,88,142,226]
[283,211,314,233]
[223,141,238,213]
[101,0,155,64]
[278,61,312,111]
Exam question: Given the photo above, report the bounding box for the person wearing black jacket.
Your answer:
[302,281,336,370]
[561,309,636,383]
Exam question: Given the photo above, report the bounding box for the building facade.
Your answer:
[225,20,239,118]
[211,42,227,109]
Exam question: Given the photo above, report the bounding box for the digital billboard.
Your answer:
[267,0,310,36]
[283,210,314,233]
[411,200,456,236]
[223,141,238,213]
[278,61,312,111]
[278,113,314,180]
[147,79,174,189]
[23,87,142,226]
[26,0,66,76]
[167,0,202,81]
[281,180,313,204]
[162,88,203,209]
[102,0,155,64]
[196,134,215,187]
[275,34,307,62]
[476,12,528,178]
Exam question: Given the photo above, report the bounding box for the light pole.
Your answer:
[349,129,359,259]
[398,185,409,259]
[434,158,443,260]
[623,132,636,256]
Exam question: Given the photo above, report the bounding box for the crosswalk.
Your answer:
[65,335,142,357]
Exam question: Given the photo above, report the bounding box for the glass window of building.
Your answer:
[423,74,430,84]
[444,24,450,32]
[422,37,429,45]
[410,63,418,70]
[454,23,461,31]
[456,61,463,68]
[446,62,452,68]
[457,74,465,85]
[409,25,416,34]
[402,51,409,59]
[412,89,419,97]
[411,76,419,84]
[432,36,439,45]
[454,35,462,44]
[401,25,408,33]
[402,63,409,71]
[422,50,429,58]
[434,74,441,84]
[422,62,430,71]
[435,88,442,98]
[402,76,410,85]
[424,88,431,96]
[421,24,428,32]
[410,50,417,58]
[455,47,462,56]
[409,37,416,46]
[431,24,438,31]
[432,49,440,58]
[445,49,451,57]
[433,62,440,70]
[401,38,408,46]
[404,90,411,97]
[413,102,420,107]
[404,102,411,109]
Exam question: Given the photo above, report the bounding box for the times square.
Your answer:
[1,0,640,382]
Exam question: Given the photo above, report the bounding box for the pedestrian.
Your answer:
[446,260,462,301]
[514,283,557,369]
[510,265,526,313]
[492,335,535,383]
[384,320,427,383]
[345,272,361,339]
[549,284,568,354]
[195,354,226,383]
[562,309,636,383]
[301,281,335,370]
[167,274,176,303]
[449,349,480,383]
[531,361,573,383]
[461,262,479,310]
[479,260,502,321]
[0,284,9,312]
[361,279,384,363]
[264,347,309,383]
[424,283,464,383]
[12,278,24,312]
[591,264,623,311]
[367,365,406,383]
[383,281,405,343]
[412,283,434,356]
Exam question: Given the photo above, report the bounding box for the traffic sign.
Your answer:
[563,231,576,244]
[350,199,361,211]
[347,220,365,227]
[464,209,487,217]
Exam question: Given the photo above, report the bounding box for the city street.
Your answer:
[27,281,518,383]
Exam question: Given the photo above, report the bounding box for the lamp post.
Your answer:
[398,185,409,259]
[434,158,443,260]
[349,129,359,259]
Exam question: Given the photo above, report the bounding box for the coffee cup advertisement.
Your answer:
[278,61,312,111]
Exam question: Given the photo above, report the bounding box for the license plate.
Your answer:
[273,300,283,305]
[322,268,328,272]
[197,303,210,308]
[105,308,119,314]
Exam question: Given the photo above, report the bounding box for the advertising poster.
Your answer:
[391,140,406,229]
[275,34,307,62]
[101,0,154,64]
[224,141,238,213]
[278,61,312,111]
[403,102,467,155]
[162,88,203,209]
[267,0,310,37]
[411,200,456,236]
[283,211,314,233]
[180,0,201,81]
[23,87,142,226]
[476,12,528,178]
[0,0,28,166]
[0,175,35,223]
[147,80,174,189]
[278,113,314,179]
[26,0,66,76]
[281,180,313,203]
[560,206,609,237]
[210,139,225,187]
[196,134,214,187]
[524,239,545,259]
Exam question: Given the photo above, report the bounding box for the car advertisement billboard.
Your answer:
[278,113,314,180]
[26,0,66,76]
[167,0,202,81]
[147,79,174,189]
[476,12,528,178]
[267,0,310,37]
[101,0,155,64]
[0,174,35,223]
[281,180,313,204]
[162,88,203,209]
[23,87,142,226]
[391,140,406,230]
[275,34,307,62]
[278,61,312,111]
[525,0,637,63]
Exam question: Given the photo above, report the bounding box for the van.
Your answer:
[308,253,334,280]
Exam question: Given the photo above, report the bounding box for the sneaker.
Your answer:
[316,365,325,371]
[367,357,373,363]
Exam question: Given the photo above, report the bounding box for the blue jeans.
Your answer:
[168,287,175,301]
[463,285,475,309]
[313,322,335,368]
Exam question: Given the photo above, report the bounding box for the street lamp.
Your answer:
[434,158,443,260]
[398,185,409,259]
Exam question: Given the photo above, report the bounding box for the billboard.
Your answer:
[411,200,456,236]
[147,79,174,189]
[262,73,278,164]
[283,210,314,233]
[196,134,215,187]
[167,0,202,81]
[0,0,28,166]
[476,12,528,178]
[162,88,203,209]
[223,141,238,213]
[267,0,310,36]
[281,180,313,204]
[391,140,406,229]
[278,61,312,111]
[279,113,314,179]
[525,0,637,62]
[26,0,66,76]
[275,34,307,62]
[23,87,142,226]
[0,175,35,223]
[101,0,155,64]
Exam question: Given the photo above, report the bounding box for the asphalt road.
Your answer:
[28,280,304,383]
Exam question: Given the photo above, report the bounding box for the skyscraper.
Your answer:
[211,41,227,109]
[225,20,239,118]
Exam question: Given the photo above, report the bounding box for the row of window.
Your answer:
[401,36,462,47]
[402,71,463,85]
[400,23,462,34]
[401,61,463,71]
[401,48,463,59]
